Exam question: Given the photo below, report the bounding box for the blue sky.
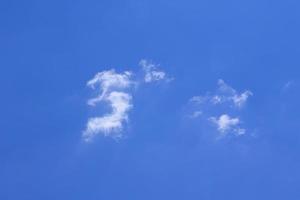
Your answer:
[1,0,300,199]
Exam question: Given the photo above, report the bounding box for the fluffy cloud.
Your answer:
[210,114,245,136]
[83,60,171,141]
[139,59,171,83]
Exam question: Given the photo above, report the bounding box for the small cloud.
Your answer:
[210,114,245,136]
[188,79,252,138]
[211,95,223,105]
[217,79,236,94]
[232,90,253,108]
[189,96,208,104]
[235,128,246,135]
[190,110,203,118]
[217,79,252,108]
[139,59,173,83]
[189,80,252,109]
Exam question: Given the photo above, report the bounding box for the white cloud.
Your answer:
[87,70,133,106]
[83,60,172,141]
[83,70,134,141]
[83,92,132,141]
[211,95,223,104]
[210,114,245,136]
[217,79,252,108]
[189,96,208,104]
[140,59,171,83]
[217,79,236,94]
[235,128,246,135]
[189,80,252,108]
[232,90,253,108]
[188,79,252,137]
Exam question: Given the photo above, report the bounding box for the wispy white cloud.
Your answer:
[83,60,172,141]
[190,79,252,108]
[217,79,236,94]
[217,79,253,108]
[210,114,245,136]
[188,79,252,137]
[87,70,133,106]
[83,70,134,141]
[83,91,132,141]
[189,96,208,104]
[139,59,172,83]
[190,110,203,118]
[232,90,253,108]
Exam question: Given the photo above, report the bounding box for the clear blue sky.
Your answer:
[1,0,300,199]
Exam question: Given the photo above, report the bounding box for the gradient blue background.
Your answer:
[1,0,300,199]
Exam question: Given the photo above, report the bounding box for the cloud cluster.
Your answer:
[83,60,170,141]
[83,63,251,141]
[189,79,252,137]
